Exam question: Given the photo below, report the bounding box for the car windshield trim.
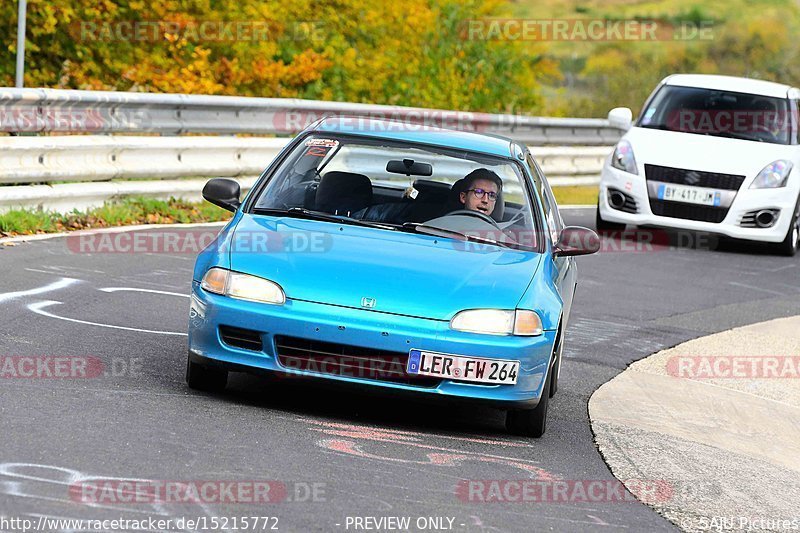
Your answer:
[636,85,792,145]
[245,132,545,253]
[245,133,521,215]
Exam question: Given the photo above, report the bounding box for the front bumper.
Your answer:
[188,283,556,408]
[599,165,797,243]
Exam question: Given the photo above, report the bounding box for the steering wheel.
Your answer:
[750,123,780,141]
[445,209,499,227]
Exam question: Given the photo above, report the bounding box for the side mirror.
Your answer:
[607,107,633,130]
[554,226,601,257]
[202,178,241,212]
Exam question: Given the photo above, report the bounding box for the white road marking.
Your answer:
[0,278,80,304]
[99,287,189,298]
[728,281,787,297]
[558,205,595,210]
[28,300,187,336]
[24,268,59,275]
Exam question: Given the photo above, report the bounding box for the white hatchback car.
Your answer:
[597,74,800,256]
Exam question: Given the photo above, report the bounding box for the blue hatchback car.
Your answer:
[187,117,599,437]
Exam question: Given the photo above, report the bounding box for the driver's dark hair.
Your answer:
[463,168,502,191]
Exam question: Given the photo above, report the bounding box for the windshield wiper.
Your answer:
[713,131,767,142]
[642,125,772,143]
[252,207,397,231]
[401,222,516,249]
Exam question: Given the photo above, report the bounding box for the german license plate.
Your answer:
[657,184,721,206]
[407,349,519,385]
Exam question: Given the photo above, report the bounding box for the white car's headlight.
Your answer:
[201,268,286,305]
[450,309,543,336]
[750,160,793,189]
[610,140,638,175]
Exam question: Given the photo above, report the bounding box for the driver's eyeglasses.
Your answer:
[468,188,498,201]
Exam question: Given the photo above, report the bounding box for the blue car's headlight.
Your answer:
[750,160,793,189]
[201,267,286,305]
[450,309,543,336]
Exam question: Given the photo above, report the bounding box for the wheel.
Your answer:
[595,203,626,235]
[773,197,800,257]
[186,356,228,392]
[506,365,552,438]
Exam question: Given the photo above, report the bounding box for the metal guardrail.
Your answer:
[0,88,624,145]
[0,136,286,184]
[0,135,609,212]
[0,88,618,213]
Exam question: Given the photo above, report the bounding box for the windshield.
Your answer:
[638,85,792,145]
[250,134,539,250]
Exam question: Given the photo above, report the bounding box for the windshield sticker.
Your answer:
[305,138,340,148]
[305,146,331,157]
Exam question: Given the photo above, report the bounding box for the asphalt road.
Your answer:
[1,208,799,533]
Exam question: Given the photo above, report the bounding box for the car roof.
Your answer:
[310,116,516,158]
[663,74,795,98]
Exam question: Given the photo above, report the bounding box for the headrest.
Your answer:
[315,171,373,215]
[412,179,450,201]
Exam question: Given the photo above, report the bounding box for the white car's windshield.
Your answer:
[638,85,792,145]
[251,135,539,249]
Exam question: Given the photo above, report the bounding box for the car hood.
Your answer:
[229,215,542,321]
[625,127,795,179]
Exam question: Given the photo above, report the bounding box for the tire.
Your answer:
[595,203,626,235]
[506,365,552,438]
[186,356,228,392]
[774,197,800,257]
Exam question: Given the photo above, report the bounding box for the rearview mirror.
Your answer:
[202,178,241,212]
[554,226,601,257]
[607,107,633,130]
[386,159,433,176]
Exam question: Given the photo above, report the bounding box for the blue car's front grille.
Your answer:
[274,336,441,388]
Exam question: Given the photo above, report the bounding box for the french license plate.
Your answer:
[407,349,519,385]
[657,184,722,206]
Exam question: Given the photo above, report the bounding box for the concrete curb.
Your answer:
[589,316,800,532]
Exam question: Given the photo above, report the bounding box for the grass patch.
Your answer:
[0,209,58,234]
[552,185,599,206]
[0,197,232,237]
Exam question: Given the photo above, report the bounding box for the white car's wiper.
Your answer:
[252,207,397,231]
